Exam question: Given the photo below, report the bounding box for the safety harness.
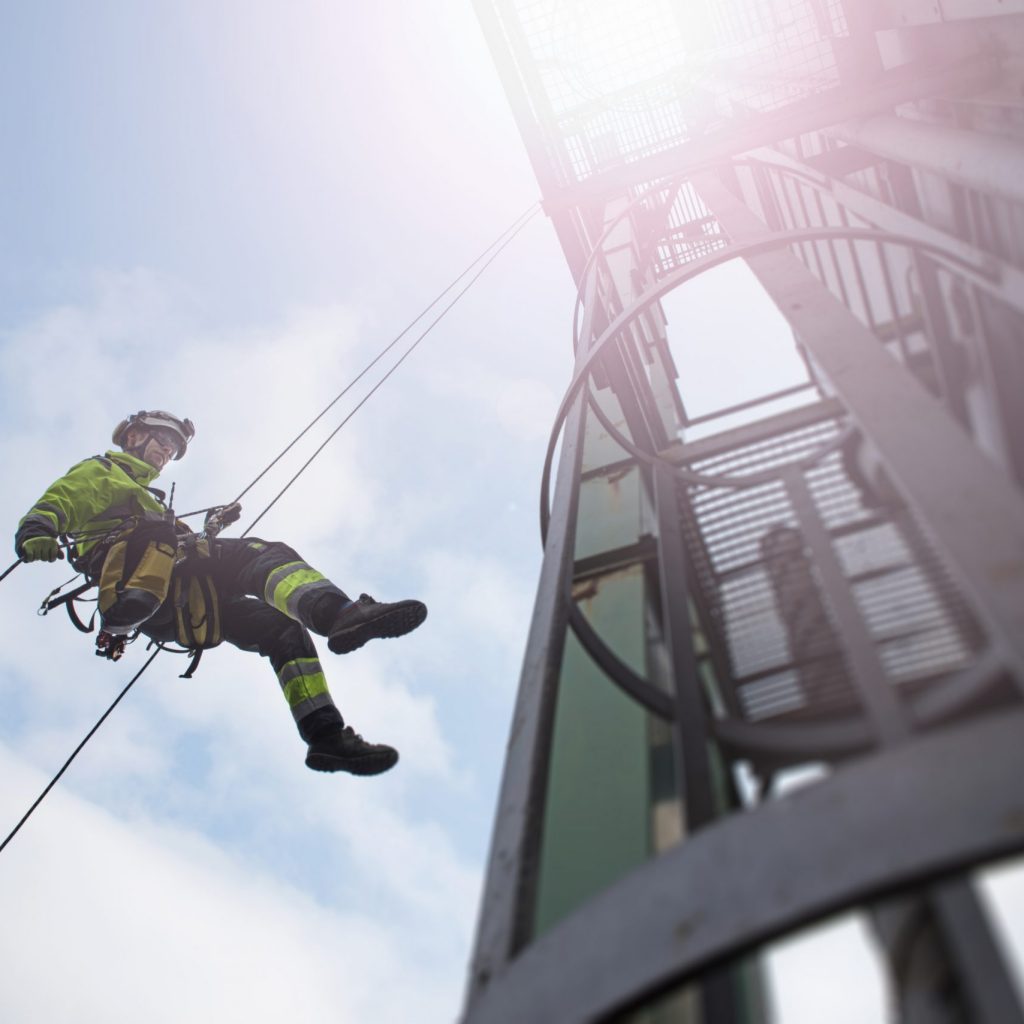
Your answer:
[40,502,237,677]
[170,534,223,677]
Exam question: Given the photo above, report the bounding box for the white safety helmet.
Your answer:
[112,410,196,460]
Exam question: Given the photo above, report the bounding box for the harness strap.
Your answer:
[42,510,222,679]
[44,580,98,634]
[180,649,204,679]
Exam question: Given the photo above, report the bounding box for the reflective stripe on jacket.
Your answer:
[18,450,166,555]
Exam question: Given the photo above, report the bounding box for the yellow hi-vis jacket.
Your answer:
[17,450,167,557]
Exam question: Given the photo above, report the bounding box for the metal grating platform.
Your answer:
[681,413,986,725]
[502,0,847,185]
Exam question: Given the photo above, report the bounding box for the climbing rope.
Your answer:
[0,201,540,855]
[243,204,540,536]
[0,646,161,854]
[172,202,539,525]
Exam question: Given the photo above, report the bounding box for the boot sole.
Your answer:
[306,749,399,775]
[327,601,427,655]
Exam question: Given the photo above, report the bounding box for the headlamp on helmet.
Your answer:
[112,410,195,460]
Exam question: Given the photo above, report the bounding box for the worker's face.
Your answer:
[124,428,181,470]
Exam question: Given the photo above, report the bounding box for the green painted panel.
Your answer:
[533,565,651,936]
[581,388,636,472]
[574,465,645,561]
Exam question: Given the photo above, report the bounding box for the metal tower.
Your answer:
[464,2,1024,1022]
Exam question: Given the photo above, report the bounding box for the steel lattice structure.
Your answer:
[464,2,1024,1022]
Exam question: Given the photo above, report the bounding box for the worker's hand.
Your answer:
[21,536,63,562]
[218,502,242,527]
[204,502,241,533]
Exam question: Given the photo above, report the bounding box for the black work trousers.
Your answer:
[139,537,348,741]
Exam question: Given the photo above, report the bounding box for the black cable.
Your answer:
[0,559,22,584]
[231,202,539,509]
[0,646,162,855]
[241,205,540,537]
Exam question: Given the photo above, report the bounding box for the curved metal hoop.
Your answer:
[567,602,675,719]
[712,649,1007,763]
[543,224,998,542]
[571,580,1007,767]
[568,156,997,356]
[567,538,1010,761]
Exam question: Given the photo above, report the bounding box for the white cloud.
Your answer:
[0,268,377,549]
[764,913,891,1023]
[417,548,533,672]
[0,745,466,1024]
[314,782,482,934]
[978,858,1024,1003]
[425,361,560,443]
[145,641,457,785]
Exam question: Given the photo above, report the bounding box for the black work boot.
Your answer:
[305,725,399,776]
[327,593,427,655]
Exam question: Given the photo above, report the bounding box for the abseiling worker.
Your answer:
[14,409,426,777]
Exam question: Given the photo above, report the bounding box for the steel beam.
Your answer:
[471,0,594,281]
[875,0,1024,25]
[929,878,1024,1023]
[783,468,910,744]
[540,57,993,211]
[654,464,718,828]
[660,399,844,469]
[460,709,1024,1024]
[746,148,1024,314]
[464,323,593,1009]
[831,115,1024,210]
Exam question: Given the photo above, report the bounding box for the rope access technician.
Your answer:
[13,410,427,777]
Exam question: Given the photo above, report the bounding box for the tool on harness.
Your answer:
[97,512,179,635]
[36,514,165,642]
[174,498,238,650]
[95,629,132,661]
[37,562,139,662]
[158,504,236,677]
[37,498,231,678]
[173,535,222,648]
[164,533,223,679]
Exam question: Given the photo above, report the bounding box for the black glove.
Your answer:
[219,502,242,527]
[204,502,242,535]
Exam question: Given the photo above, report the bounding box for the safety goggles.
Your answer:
[148,426,185,457]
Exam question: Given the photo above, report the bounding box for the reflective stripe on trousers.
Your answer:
[276,655,334,723]
[263,560,335,621]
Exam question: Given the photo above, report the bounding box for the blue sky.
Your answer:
[0,2,572,1020]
